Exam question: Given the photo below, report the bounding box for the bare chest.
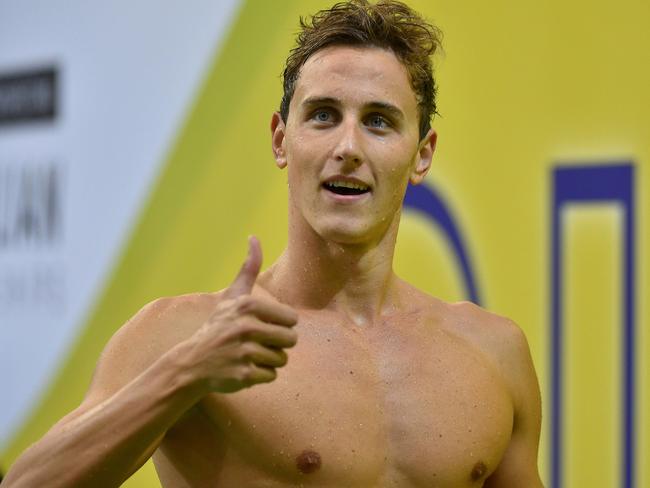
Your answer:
[162,317,513,487]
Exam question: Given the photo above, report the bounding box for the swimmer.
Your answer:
[3,1,542,486]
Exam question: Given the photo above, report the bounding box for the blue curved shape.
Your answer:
[403,183,481,305]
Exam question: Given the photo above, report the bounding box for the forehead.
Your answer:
[291,45,418,116]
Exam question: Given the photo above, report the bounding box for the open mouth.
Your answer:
[322,181,371,196]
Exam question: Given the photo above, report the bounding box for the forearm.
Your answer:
[4,344,206,488]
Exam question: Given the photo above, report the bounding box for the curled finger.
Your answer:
[242,364,277,386]
[241,321,298,349]
[241,342,288,368]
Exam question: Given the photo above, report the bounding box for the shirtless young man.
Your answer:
[4,1,543,487]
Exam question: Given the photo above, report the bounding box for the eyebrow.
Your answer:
[301,96,405,121]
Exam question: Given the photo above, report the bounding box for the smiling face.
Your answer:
[271,45,436,245]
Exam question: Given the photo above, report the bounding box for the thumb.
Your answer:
[224,235,262,298]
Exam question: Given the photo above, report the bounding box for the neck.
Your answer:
[259,211,404,325]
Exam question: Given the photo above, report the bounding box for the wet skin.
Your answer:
[274,46,431,247]
[3,46,541,488]
[148,46,542,486]
[150,284,523,487]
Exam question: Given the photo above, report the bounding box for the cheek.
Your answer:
[374,156,416,206]
[377,155,414,189]
[286,155,318,205]
[286,137,327,185]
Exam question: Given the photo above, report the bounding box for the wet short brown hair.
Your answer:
[280,0,442,140]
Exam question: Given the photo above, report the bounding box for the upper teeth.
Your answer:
[327,181,368,190]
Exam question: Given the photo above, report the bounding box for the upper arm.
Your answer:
[85,293,217,403]
[484,322,543,487]
[49,296,203,462]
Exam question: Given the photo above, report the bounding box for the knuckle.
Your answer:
[238,365,254,383]
[233,322,255,339]
[214,296,237,313]
[239,342,259,360]
[234,295,254,314]
[214,325,240,346]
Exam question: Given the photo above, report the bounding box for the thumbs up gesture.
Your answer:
[185,236,298,393]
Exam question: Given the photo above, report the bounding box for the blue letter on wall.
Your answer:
[550,163,636,488]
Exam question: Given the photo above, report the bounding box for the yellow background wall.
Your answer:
[4,1,648,486]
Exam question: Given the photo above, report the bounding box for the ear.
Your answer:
[409,128,437,185]
[270,112,287,169]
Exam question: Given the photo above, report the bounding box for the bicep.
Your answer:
[48,298,178,457]
[483,428,543,487]
[485,325,543,487]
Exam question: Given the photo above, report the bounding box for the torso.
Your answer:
[152,285,514,487]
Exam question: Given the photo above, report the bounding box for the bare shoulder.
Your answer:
[399,281,526,354]
[439,299,540,421]
[400,284,542,483]
[444,300,531,369]
[87,291,224,399]
[401,282,538,404]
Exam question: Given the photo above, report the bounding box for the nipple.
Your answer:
[470,461,487,481]
[296,449,322,474]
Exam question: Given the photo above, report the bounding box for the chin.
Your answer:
[312,219,381,246]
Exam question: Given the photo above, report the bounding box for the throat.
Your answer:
[262,229,401,315]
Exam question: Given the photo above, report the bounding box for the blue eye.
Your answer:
[368,114,388,129]
[313,110,331,122]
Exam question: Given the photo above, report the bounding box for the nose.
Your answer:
[332,119,363,167]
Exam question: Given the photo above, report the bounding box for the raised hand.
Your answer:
[185,236,298,393]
